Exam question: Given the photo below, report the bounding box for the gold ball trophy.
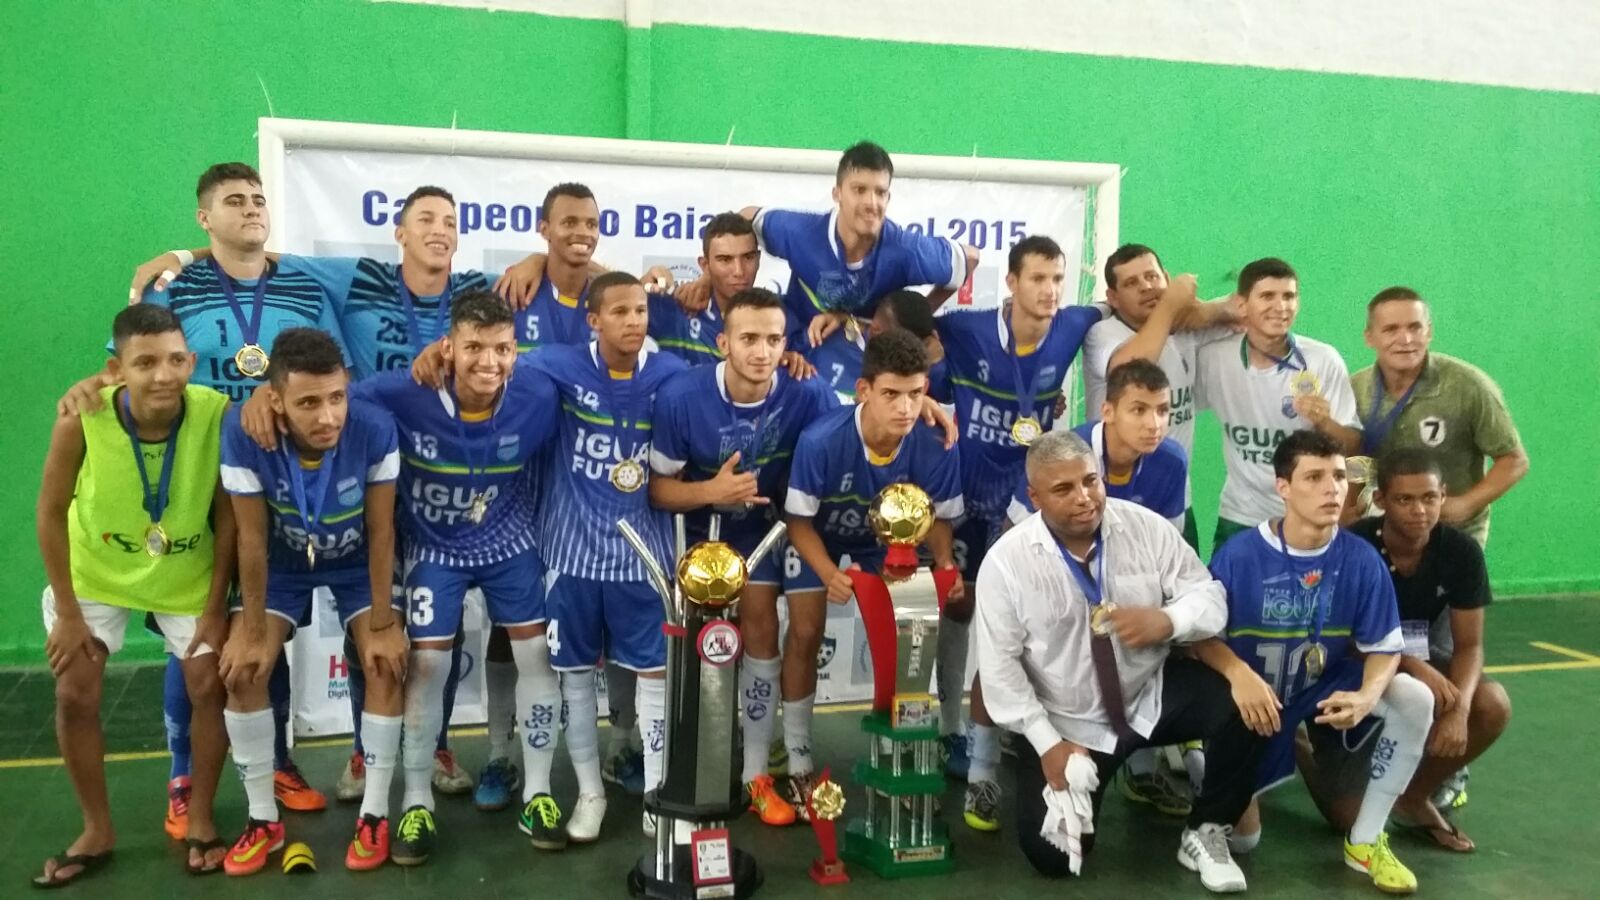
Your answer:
[617,513,785,899]
[838,484,960,878]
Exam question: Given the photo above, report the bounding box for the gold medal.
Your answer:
[809,778,846,821]
[1288,369,1322,398]
[1306,643,1327,680]
[144,523,170,558]
[467,492,490,524]
[1089,601,1118,637]
[305,541,317,569]
[843,315,863,344]
[1011,416,1042,446]
[1345,455,1375,485]
[234,344,270,379]
[610,458,645,493]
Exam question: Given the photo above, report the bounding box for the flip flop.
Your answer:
[186,837,228,875]
[32,850,114,889]
[1394,813,1475,853]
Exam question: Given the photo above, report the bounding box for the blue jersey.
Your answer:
[142,257,347,402]
[755,208,965,332]
[532,343,688,580]
[350,360,559,567]
[514,276,595,353]
[1210,523,1404,707]
[1075,423,1188,521]
[648,293,723,367]
[937,304,1101,520]
[219,401,399,574]
[284,254,497,379]
[785,405,964,558]
[650,362,841,544]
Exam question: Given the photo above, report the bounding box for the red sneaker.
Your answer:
[274,764,328,812]
[223,819,285,876]
[345,814,390,871]
[164,776,191,841]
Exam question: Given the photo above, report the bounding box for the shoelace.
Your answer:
[1371,832,1398,865]
[279,766,313,790]
[233,820,272,850]
[969,780,1001,814]
[1195,825,1234,863]
[398,810,432,842]
[358,815,383,844]
[170,785,191,815]
[533,797,561,828]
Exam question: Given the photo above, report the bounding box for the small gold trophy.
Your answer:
[807,768,849,885]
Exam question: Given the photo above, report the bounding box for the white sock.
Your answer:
[1183,745,1206,794]
[739,656,781,783]
[1127,747,1158,777]
[485,659,518,763]
[783,695,816,776]
[606,665,638,756]
[359,713,402,819]
[968,723,1001,784]
[1350,673,1433,844]
[1229,828,1262,855]
[562,667,604,795]
[637,676,666,793]
[401,648,450,812]
[935,620,969,736]
[225,708,279,822]
[511,636,560,801]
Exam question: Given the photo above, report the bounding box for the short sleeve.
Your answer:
[363,407,400,484]
[784,427,828,516]
[648,383,691,476]
[1080,322,1125,415]
[1321,352,1359,428]
[887,225,963,290]
[281,254,361,311]
[1444,528,1493,610]
[1153,449,1188,520]
[921,433,965,520]
[1351,548,1404,653]
[219,413,265,495]
[1466,368,1522,458]
[753,208,819,261]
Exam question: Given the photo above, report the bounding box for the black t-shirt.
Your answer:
[1350,517,1492,627]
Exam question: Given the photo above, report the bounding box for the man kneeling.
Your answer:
[975,431,1264,892]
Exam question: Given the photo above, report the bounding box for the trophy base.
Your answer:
[628,847,762,899]
[809,857,850,886]
[841,819,955,879]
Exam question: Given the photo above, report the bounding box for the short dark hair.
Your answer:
[723,287,784,322]
[1367,285,1425,317]
[860,328,929,382]
[879,290,935,340]
[701,212,755,257]
[1104,359,1171,404]
[542,182,596,221]
[1375,448,1444,493]
[587,270,642,312]
[112,304,185,354]
[196,162,262,206]
[398,185,455,224]
[1272,429,1344,480]
[449,289,515,332]
[268,328,345,386]
[1237,257,1298,297]
[1104,243,1163,289]
[1009,235,1064,276]
[837,141,893,182]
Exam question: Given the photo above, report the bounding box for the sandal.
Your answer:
[186,837,228,875]
[1394,811,1475,853]
[32,850,114,889]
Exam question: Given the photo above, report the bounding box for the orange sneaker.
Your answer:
[346,814,390,871]
[274,764,328,812]
[747,774,797,826]
[164,776,191,841]
[224,818,285,876]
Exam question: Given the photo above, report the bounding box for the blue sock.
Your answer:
[270,649,292,770]
[437,629,464,751]
[163,654,192,781]
[344,632,366,755]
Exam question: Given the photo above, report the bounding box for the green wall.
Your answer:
[3,0,1595,664]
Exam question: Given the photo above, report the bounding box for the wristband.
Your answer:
[171,249,195,267]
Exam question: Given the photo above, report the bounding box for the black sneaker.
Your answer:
[392,805,437,866]
[518,793,569,851]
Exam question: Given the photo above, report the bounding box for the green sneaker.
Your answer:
[392,805,437,867]
[1118,768,1192,817]
[767,738,789,778]
[518,793,569,851]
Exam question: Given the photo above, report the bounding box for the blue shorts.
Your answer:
[1256,659,1380,792]
[546,573,665,672]
[781,543,886,594]
[720,526,784,587]
[231,566,386,632]
[953,514,1002,582]
[404,548,546,641]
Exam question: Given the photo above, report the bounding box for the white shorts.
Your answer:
[41,586,215,659]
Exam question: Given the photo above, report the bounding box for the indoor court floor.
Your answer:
[2,594,1594,898]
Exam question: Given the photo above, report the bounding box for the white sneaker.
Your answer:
[1179,823,1247,893]
[336,752,366,803]
[568,792,607,843]
[641,810,656,838]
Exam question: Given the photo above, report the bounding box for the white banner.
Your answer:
[268,124,1113,733]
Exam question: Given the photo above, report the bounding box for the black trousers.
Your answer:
[1012,656,1265,878]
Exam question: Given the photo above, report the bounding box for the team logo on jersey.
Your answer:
[697,620,742,667]
[1419,416,1447,447]
[1281,396,1299,419]
[1299,570,1323,590]
[337,477,362,506]
[496,434,520,461]
[816,635,837,669]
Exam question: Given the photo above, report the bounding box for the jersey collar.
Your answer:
[715,361,778,408]
[853,404,905,465]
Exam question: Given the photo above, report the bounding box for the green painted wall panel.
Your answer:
[0,2,1593,663]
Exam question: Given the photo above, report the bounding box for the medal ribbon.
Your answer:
[208,257,270,353]
[120,390,185,527]
[1360,361,1425,455]
[449,380,495,510]
[1053,533,1135,740]
[396,267,454,358]
[281,441,339,555]
[1005,303,1049,429]
[1054,532,1107,610]
[597,350,646,469]
[1275,520,1340,664]
[1239,334,1306,372]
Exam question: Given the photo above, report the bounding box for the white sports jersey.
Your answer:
[1194,334,1357,525]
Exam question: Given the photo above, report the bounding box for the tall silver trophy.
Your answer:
[618,513,785,899]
